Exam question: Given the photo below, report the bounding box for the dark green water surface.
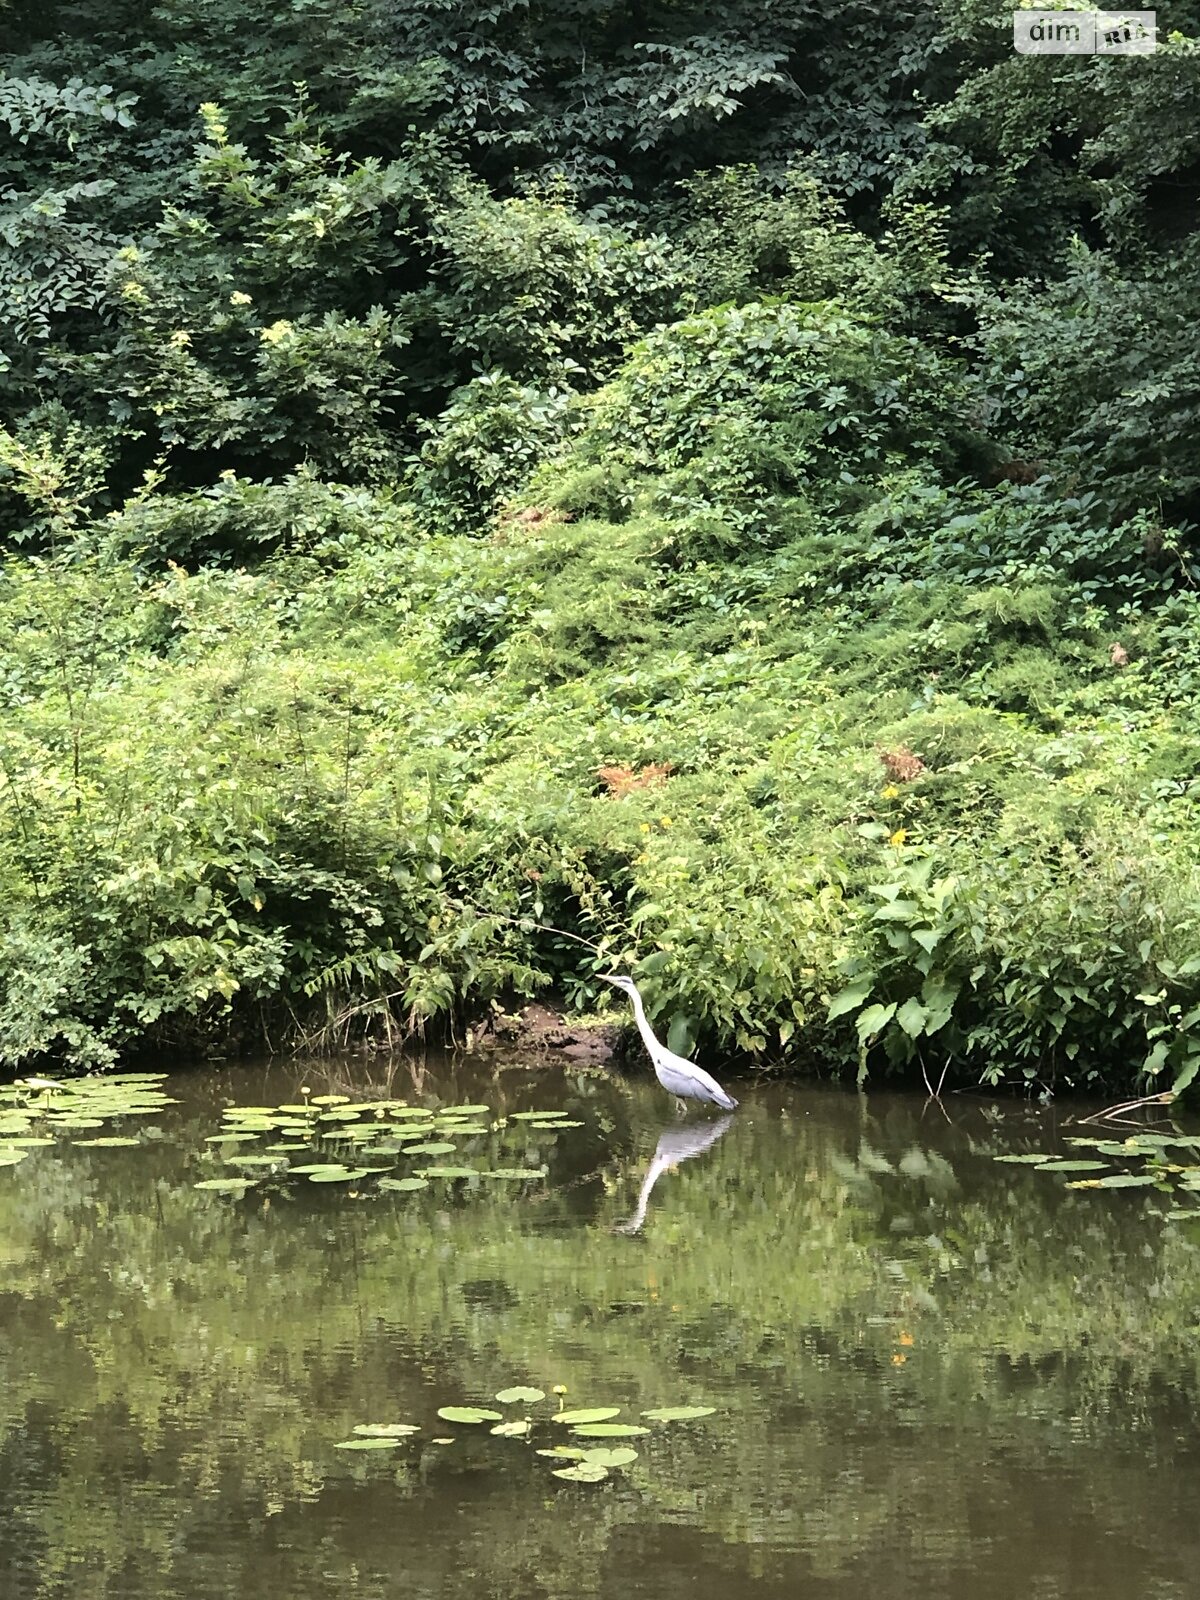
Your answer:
[1,1054,1198,1599]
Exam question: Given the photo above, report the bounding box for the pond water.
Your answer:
[1,1053,1199,1599]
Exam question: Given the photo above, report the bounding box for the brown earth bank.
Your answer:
[473,1001,622,1066]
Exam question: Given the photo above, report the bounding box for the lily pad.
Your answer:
[553,1408,621,1426]
[223,1153,287,1167]
[485,1167,548,1181]
[490,1420,531,1437]
[641,1406,717,1422]
[537,1446,587,1460]
[440,1105,491,1117]
[527,1119,583,1130]
[308,1167,372,1183]
[552,1463,609,1483]
[73,1137,142,1148]
[571,1423,650,1438]
[379,1176,429,1193]
[206,1133,261,1143]
[496,1387,545,1404]
[405,1142,457,1157]
[194,1178,256,1192]
[417,1166,478,1180]
[334,1437,401,1451]
[579,1447,638,1467]
[352,1423,420,1437]
[0,1150,31,1166]
[312,1094,352,1106]
[1069,1172,1160,1189]
[992,1154,1052,1164]
[437,1406,503,1425]
[1037,1160,1111,1173]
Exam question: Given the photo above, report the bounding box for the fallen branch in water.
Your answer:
[1076,1090,1176,1125]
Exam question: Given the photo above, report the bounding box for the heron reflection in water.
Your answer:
[614,1114,735,1235]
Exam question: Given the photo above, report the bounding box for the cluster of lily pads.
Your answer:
[196,1093,580,1196]
[994,1129,1200,1216]
[334,1386,716,1485]
[0,1073,175,1167]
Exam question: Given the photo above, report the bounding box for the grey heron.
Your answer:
[601,975,738,1112]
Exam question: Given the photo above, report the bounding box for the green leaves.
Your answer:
[437,1406,503,1425]
[828,980,873,1020]
[641,1406,716,1422]
[856,1003,896,1045]
[570,1423,650,1438]
[551,1463,609,1484]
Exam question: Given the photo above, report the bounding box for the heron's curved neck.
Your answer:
[625,986,659,1054]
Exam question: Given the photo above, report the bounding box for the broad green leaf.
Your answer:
[641,1406,716,1422]
[570,1424,650,1438]
[895,997,928,1038]
[496,1387,545,1404]
[579,1447,638,1467]
[1037,1160,1110,1173]
[552,1408,620,1426]
[1067,1173,1160,1189]
[856,1002,897,1043]
[437,1406,503,1424]
[827,980,873,1021]
[551,1463,609,1483]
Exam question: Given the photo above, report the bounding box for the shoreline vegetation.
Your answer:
[2,2,1199,1093]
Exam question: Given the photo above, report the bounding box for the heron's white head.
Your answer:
[601,974,638,996]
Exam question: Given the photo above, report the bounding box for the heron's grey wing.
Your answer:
[659,1046,735,1102]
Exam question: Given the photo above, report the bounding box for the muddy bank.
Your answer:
[476,1002,621,1066]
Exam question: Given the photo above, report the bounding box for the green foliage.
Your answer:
[0,0,1197,1089]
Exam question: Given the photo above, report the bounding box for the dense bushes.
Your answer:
[1,1,1198,1089]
